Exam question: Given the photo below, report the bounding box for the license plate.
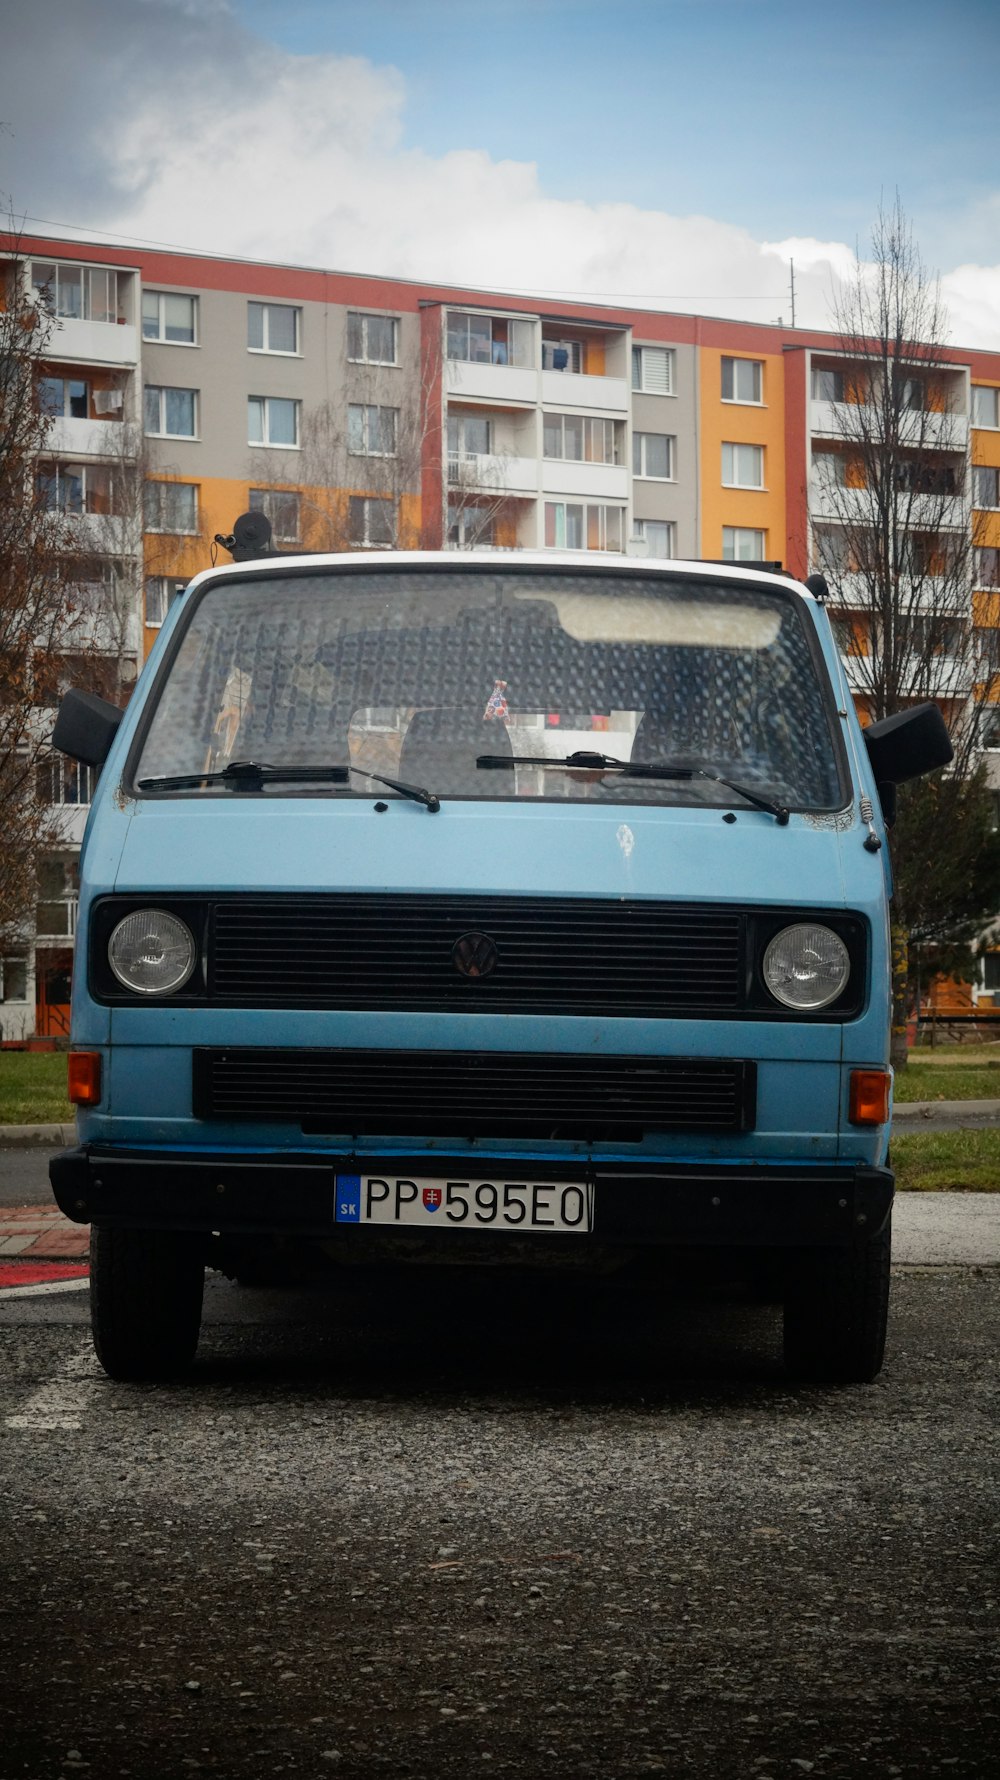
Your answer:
[335,1173,593,1235]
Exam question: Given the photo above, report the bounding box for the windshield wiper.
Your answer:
[138,760,350,792]
[477,750,790,824]
[138,758,441,812]
[349,767,440,812]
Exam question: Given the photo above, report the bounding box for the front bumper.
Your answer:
[50,1147,894,1249]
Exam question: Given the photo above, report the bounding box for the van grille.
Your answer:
[193,1049,755,1141]
[208,895,744,1016]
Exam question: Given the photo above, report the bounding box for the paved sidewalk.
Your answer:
[0,1203,89,1258]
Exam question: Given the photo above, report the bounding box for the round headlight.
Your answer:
[762,923,850,1011]
[109,910,196,996]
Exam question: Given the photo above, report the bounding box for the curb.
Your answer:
[0,1124,76,1147]
[893,1099,1000,1123]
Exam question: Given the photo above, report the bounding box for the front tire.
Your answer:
[90,1226,205,1381]
[783,1217,891,1384]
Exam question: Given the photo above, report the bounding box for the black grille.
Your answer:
[193,1049,756,1141]
[209,896,744,1016]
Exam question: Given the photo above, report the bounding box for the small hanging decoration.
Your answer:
[483,678,509,722]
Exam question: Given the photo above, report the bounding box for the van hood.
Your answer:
[107,795,876,912]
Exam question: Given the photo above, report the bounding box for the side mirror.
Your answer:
[863,702,952,787]
[52,688,124,768]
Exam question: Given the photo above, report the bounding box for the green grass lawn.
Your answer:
[892,1128,1000,1192]
[894,1059,1000,1101]
[0,1053,73,1125]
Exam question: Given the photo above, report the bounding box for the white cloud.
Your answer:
[4,0,999,349]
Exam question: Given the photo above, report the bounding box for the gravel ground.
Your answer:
[1,1265,998,1779]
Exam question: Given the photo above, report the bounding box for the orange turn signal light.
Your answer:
[849,1068,891,1127]
[68,1051,102,1107]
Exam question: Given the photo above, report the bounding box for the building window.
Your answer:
[0,955,28,1003]
[722,442,764,488]
[144,577,186,626]
[973,466,1000,509]
[348,404,398,456]
[448,413,492,465]
[144,385,197,438]
[31,261,128,324]
[248,488,301,543]
[348,311,399,365]
[144,480,198,534]
[446,311,532,367]
[248,396,299,448]
[543,414,621,464]
[811,367,846,403]
[38,376,89,419]
[632,432,674,479]
[972,386,1000,429]
[142,291,196,344]
[248,302,300,355]
[349,496,395,547]
[722,357,763,404]
[35,755,97,806]
[974,547,1000,590]
[448,503,495,548]
[631,346,674,395]
[631,520,675,558]
[722,526,767,562]
[544,502,624,552]
[37,462,114,516]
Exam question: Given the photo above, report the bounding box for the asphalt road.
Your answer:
[2,1255,998,1779]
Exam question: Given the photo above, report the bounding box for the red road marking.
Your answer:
[0,1262,89,1288]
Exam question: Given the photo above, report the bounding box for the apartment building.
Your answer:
[2,231,1000,1036]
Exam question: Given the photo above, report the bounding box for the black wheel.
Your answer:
[783,1217,891,1384]
[90,1226,205,1381]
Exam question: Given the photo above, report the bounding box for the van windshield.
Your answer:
[133,567,847,810]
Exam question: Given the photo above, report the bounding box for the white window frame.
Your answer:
[0,953,29,1003]
[248,396,300,450]
[248,487,302,544]
[349,495,396,547]
[632,432,675,480]
[721,357,763,405]
[722,442,765,489]
[543,414,620,465]
[972,386,1000,429]
[36,753,98,807]
[144,385,198,440]
[37,461,114,517]
[247,302,300,356]
[142,290,197,345]
[722,526,767,562]
[144,576,187,627]
[973,465,1000,510]
[348,403,399,457]
[38,376,90,420]
[545,501,625,553]
[631,345,675,395]
[144,480,199,535]
[348,311,399,366]
[31,260,128,325]
[630,520,675,559]
[447,503,496,548]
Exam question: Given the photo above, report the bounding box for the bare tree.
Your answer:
[815,198,1000,1059]
[0,234,84,942]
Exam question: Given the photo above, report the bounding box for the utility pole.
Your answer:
[789,258,797,329]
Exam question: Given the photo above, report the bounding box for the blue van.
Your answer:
[49,548,950,1382]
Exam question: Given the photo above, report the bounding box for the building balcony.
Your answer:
[810,400,969,452]
[446,361,540,406]
[839,652,969,699]
[825,572,964,610]
[447,451,539,495]
[35,898,79,940]
[540,460,629,501]
[810,482,968,530]
[44,317,139,367]
[540,369,628,413]
[46,416,129,459]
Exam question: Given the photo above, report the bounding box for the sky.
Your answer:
[2,0,999,346]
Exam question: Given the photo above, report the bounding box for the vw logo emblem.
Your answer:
[453,932,498,979]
